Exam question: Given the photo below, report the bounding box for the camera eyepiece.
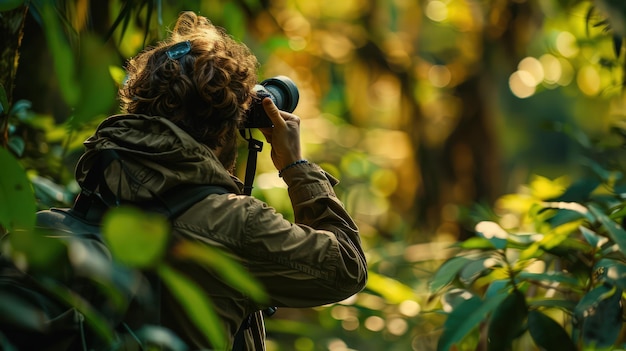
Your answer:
[244,76,299,128]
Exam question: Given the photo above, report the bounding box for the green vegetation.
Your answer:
[2,0,626,350]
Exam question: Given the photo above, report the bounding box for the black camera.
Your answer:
[243,76,299,128]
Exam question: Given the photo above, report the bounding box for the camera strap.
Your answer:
[242,130,263,196]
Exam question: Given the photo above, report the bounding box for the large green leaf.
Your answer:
[158,264,226,349]
[0,148,36,231]
[173,240,268,303]
[367,271,417,304]
[487,289,528,351]
[70,34,118,128]
[102,206,170,269]
[437,293,508,351]
[39,0,79,107]
[429,256,474,293]
[575,284,623,348]
[528,310,576,351]
[6,227,67,276]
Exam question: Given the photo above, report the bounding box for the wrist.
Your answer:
[279,159,309,177]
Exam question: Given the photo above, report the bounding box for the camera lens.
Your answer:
[260,76,299,113]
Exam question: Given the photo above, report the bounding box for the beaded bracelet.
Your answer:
[279,159,309,177]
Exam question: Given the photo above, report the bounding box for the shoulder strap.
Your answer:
[72,149,120,221]
[71,149,230,222]
[153,184,229,219]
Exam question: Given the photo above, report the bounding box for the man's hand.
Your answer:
[259,97,303,171]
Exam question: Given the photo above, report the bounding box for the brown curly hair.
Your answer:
[119,11,259,149]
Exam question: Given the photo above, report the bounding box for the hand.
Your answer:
[259,98,303,171]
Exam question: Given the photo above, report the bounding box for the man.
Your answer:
[74,11,368,350]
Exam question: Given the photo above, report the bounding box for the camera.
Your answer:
[244,76,299,128]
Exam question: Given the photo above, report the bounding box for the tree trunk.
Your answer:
[0,5,28,147]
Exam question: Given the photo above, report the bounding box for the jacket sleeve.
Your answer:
[243,163,367,308]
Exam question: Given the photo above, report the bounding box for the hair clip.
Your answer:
[167,41,192,60]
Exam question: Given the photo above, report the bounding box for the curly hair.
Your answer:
[119,11,259,149]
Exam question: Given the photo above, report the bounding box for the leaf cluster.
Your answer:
[429,124,626,350]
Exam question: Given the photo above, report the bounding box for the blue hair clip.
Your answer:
[167,41,192,60]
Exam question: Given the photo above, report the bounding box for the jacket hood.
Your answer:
[75,114,242,202]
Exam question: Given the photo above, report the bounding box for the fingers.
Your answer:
[262,98,286,128]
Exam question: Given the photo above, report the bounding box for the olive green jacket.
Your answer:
[75,114,368,350]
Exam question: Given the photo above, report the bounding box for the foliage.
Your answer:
[429,123,626,350]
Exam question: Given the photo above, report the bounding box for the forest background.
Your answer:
[2,0,626,350]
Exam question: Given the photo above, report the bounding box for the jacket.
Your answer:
[74,114,368,350]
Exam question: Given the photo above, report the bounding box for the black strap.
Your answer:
[72,149,120,220]
[71,150,230,222]
[145,184,229,218]
[241,130,263,196]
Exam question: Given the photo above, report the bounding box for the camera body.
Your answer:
[244,76,299,128]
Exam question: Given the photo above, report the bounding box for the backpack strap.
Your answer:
[71,149,121,224]
[146,184,229,219]
[71,149,230,223]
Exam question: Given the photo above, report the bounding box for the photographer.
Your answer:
[74,11,367,350]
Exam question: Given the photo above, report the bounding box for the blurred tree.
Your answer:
[0,5,28,146]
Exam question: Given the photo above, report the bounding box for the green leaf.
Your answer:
[158,264,227,349]
[441,289,475,312]
[580,225,601,247]
[30,175,74,206]
[528,310,576,351]
[0,148,36,231]
[102,206,170,268]
[173,240,268,303]
[7,227,67,275]
[40,278,116,343]
[576,285,622,348]
[0,0,24,11]
[552,178,601,202]
[484,280,510,299]
[7,136,25,157]
[456,237,495,250]
[429,256,473,293]
[517,271,580,286]
[108,65,127,86]
[39,1,79,106]
[437,293,508,351]
[459,256,502,286]
[527,298,577,312]
[134,325,188,351]
[487,290,528,351]
[0,290,47,331]
[367,271,417,304]
[589,204,626,254]
[70,34,118,128]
